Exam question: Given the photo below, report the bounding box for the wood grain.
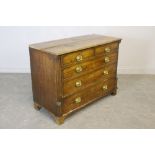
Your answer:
[63,52,118,80]
[29,35,121,55]
[62,48,94,66]
[62,78,116,114]
[63,63,117,97]
[29,35,121,124]
[29,48,62,117]
[95,42,119,55]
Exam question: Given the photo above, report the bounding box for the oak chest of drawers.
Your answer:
[29,34,121,124]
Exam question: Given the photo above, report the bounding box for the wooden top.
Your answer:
[29,34,121,55]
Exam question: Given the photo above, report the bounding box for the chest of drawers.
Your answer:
[29,34,121,124]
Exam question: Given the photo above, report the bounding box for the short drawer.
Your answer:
[62,78,116,114]
[63,52,118,80]
[95,42,119,55]
[63,63,117,96]
[61,48,94,66]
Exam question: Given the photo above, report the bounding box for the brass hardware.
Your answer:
[76,66,82,73]
[105,47,111,53]
[76,55,83,62]
[102,85,108,90]
[75,97,81,103]
[56,102,61,106]
[104,57,110,63]
[75,81,82,87]
[103,70,109,75]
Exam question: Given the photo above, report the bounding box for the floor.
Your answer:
[0,74,155,129]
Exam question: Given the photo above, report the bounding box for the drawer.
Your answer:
[63,52,118,80]
[62,78,116,114]
[95,42,119,55]
[63,63,117,96]
[61,48,94,66]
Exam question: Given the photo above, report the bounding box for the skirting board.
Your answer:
[0,68,30,73]
[0,67,155,74]
[118,67,155,74]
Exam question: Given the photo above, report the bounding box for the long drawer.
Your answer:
[63,52,118,80]
[63,63,117,97]
[62,78,116,114]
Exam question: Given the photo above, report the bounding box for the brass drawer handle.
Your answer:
[76,66,83,73]
[75,80,82,87]
[76,55,83,62]
[102,85,108,90]
[103,70,109,75]
[104,57,110,63]
[105,47,111,53]
[75,97,81,103]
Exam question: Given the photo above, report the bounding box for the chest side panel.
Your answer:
[29,48,62,116]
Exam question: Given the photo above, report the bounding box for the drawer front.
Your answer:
[62,48,94,66]
[63,52,118,80]
[95,42,119,55]
[63,63,117,96]
[62,78,116,114]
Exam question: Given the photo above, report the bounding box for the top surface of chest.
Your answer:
[29,34,121,55]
